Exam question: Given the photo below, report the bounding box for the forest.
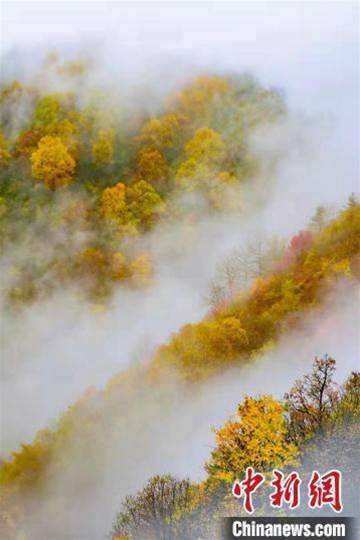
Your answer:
[0,55,284,307]
[0,52,359,540]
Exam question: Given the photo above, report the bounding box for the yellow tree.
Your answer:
[174,75,230,121]
[137,113,184,149]
[136,146,169,184]
[0,132,11,165]
[92,128,115,166]
[176,127,225,185]
[206,396,298,483]
[100,182,127,223]
[31,136,75,189]
[184,127,225,164]
[126,180,165,230]
[100,180,163,234]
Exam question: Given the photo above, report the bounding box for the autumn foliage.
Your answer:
[31,135,75,188]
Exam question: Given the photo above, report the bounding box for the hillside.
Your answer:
[0,59,284,307]
[0,199,359,539]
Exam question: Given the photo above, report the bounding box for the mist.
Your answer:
[12,278,358,539]
[0,1,359,538]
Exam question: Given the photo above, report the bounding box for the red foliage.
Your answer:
[280,230,313,270]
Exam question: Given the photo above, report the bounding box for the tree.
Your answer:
[137,113,183,149]
[335,371,360,424]
[34,95,61,131]
[100,182,127,223]
[284,355,339,442]
[206,396,297,483]
[91,128,114,166]
[136,146,169,184]
[126,180,165,230]
[206,236,285,314]
[297,369,360,516]
[176,127,225,186]
[281,230,313,268]
[174,75,230,121]
[31,136,75,188]
[14,127,43,158]
[183,127,224,166]
[0,132,11,165]
[100,180,164,234]
[309,205,332,234]
[346,193,359,210]
[112,475,196,540]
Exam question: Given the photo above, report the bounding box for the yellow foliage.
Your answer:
[126,179,165,229]
[152,316,248,380]
[0,436,52,488]
[328,258,351,277]
[31,136,75,189]
[184,127,225,164]
[136,146,169,184]
[137,113,184,148]
[92,128,115,166]
[100,180,164,234]
[206,396,298,482]
[130,254,153,287]
[174,75,230,120]
[176,128,225,188]
[110,252,128,281]
[100,182,127,222]
[0,132,11,165]
[79,247,107,276]
[197,317,248,360]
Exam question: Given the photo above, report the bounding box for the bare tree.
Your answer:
[284,355,339,442]
[206,235,285,313]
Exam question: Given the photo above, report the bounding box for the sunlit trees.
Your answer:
[31,135,76,188]
[153,316,249,380]
[206,396,298,483]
